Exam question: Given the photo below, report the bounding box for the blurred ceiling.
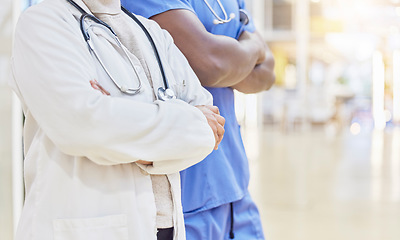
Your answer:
[267,0,400,63]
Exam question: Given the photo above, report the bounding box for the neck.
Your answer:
[82,0,120,14]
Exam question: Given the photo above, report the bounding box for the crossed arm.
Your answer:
[231,33,275,93]
[137,105,224,165]
[150,9,275,93]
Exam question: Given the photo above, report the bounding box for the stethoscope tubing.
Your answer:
[84,20,142,94]
[121,7,170,90]
[66,0,174,99]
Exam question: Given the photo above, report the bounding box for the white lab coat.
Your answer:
[9,0,215,239]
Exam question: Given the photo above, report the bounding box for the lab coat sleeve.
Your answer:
[10,5,215,173]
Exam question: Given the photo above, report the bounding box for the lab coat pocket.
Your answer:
[53,214,129,240]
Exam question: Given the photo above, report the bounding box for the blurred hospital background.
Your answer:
[1,0,400,239]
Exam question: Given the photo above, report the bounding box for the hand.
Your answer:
[90,80,110,95]
[196,105,225,150]
[136,160,152,165]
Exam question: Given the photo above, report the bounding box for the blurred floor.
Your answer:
[244,124,400,240]
[0,86,14,240]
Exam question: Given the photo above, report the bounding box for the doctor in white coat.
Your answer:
[9,0,225,239]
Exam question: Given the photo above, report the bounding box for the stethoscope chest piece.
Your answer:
[158,87,176,101]
[239,9,249,25]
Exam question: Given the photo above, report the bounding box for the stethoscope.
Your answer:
[66,0,176,101]
[203,0,249,28]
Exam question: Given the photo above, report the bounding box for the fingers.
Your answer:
[210,118,224,150]
[214,116,225,150]
[195,105,225,150]
[90,80,110,95]
[215,112,225,126]
[136,160,153,165]
[213,113,225,149]
[203,105,220,115]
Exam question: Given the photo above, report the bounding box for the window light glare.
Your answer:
[350,122,361,135]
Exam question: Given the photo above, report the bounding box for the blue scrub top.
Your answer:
[122,0,256,212]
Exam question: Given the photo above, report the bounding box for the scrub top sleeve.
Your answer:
[122,0,195,19]
[155,25,213,106]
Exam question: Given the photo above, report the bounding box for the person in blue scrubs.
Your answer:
[121,0,275,239]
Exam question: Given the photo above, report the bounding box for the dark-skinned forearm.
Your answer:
[232,53,275,94]
[150,10,265,87]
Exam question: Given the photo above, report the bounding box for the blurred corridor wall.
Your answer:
[0,0,18,239]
